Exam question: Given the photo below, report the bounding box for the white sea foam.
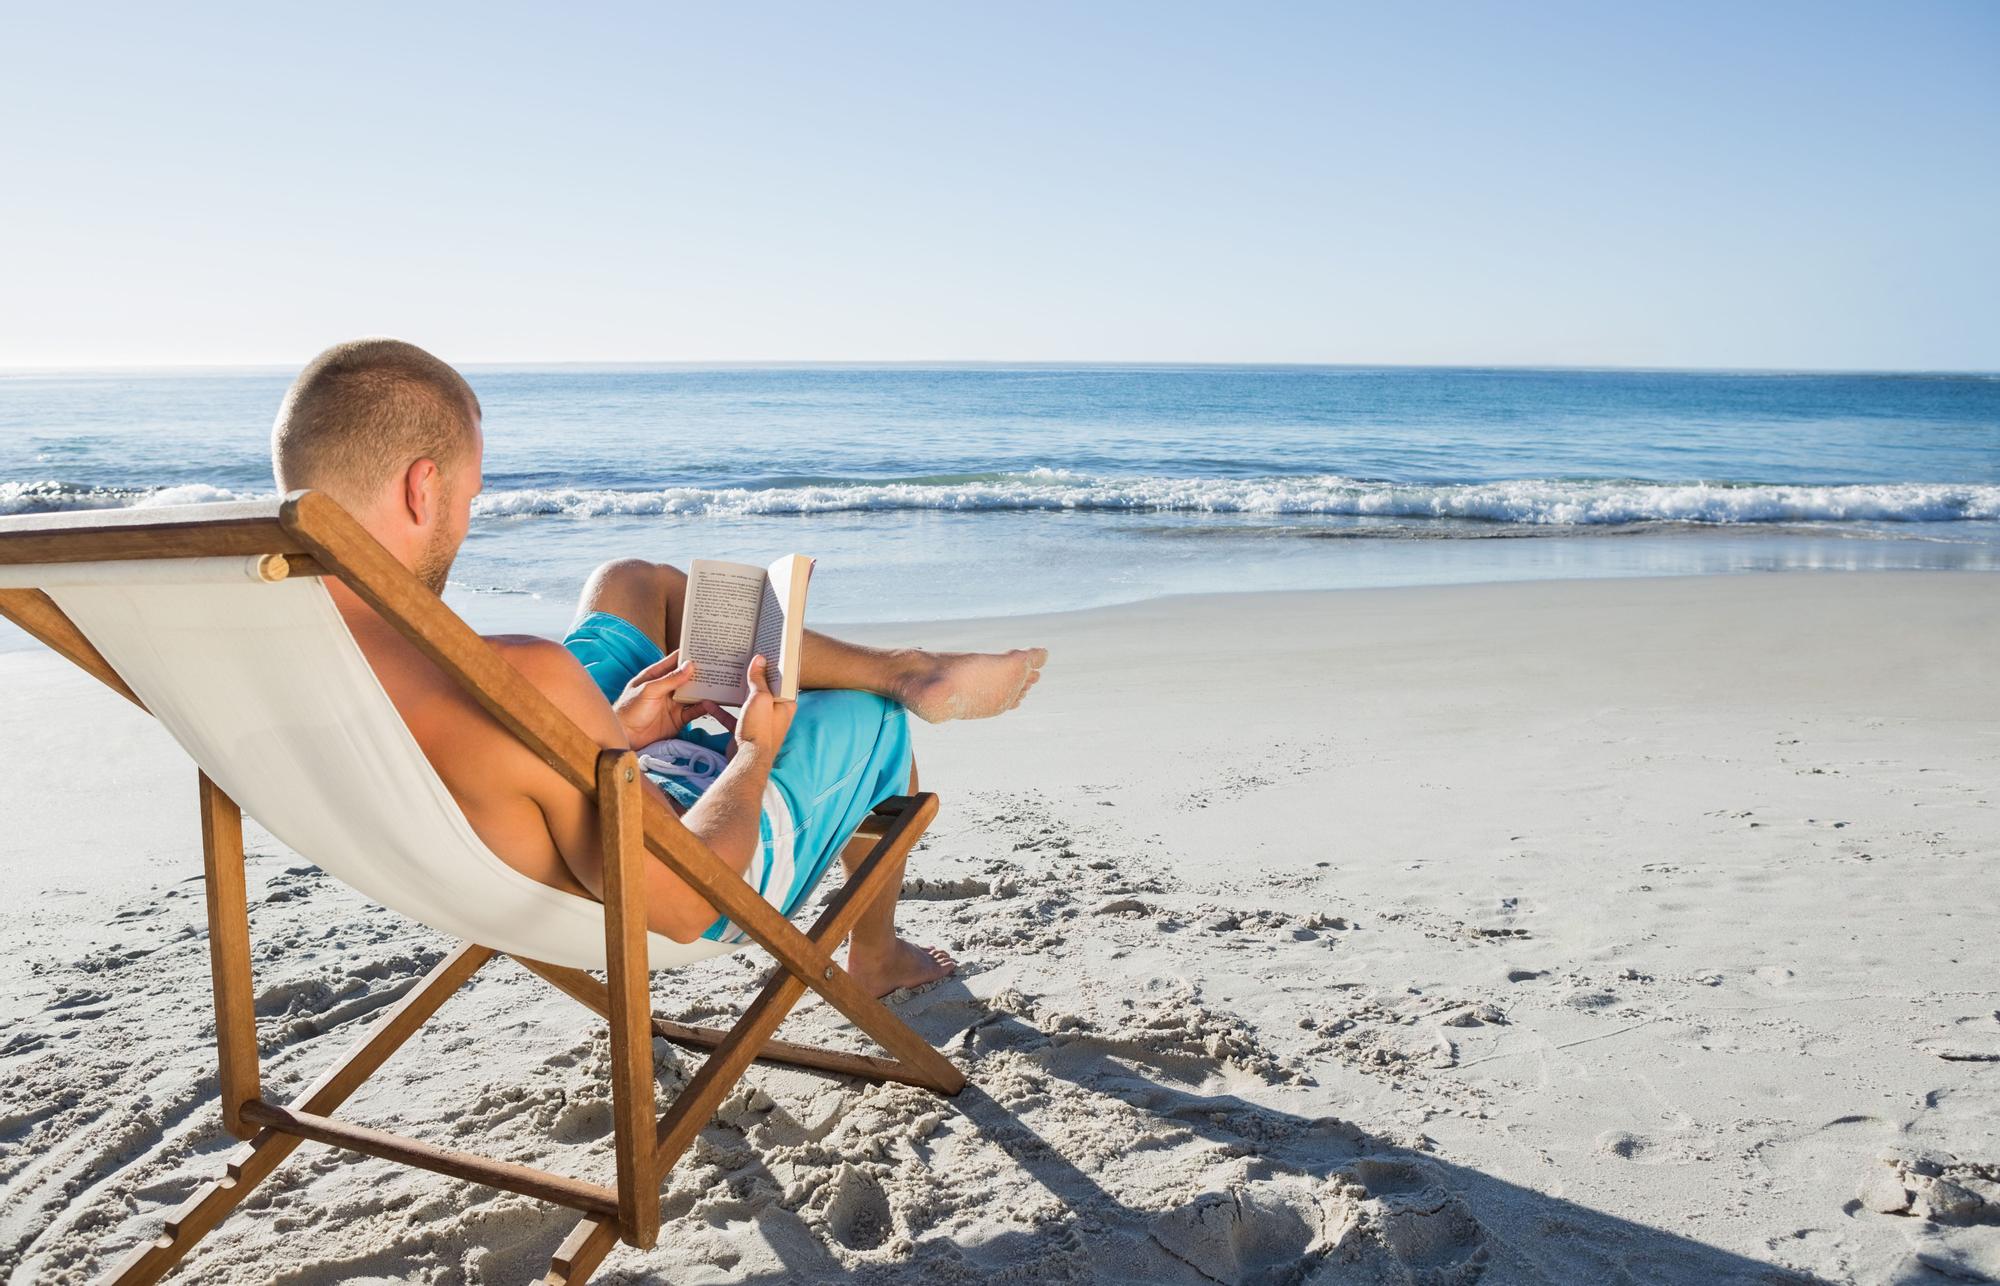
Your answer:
[469,476,2000,525]
[0,481,254,515]
[4,475,1998,526]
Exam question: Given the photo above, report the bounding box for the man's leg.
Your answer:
[575,559,1046,722]
[844,757,954,997]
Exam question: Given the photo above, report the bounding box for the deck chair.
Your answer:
[0,491,964,1285]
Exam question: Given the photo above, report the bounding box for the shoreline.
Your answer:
[5,560,1994,658]
[848,562,1997,634]
[2,571,1996,1282]
[410,556,2000,639]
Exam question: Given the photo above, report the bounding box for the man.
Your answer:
[271,338,1046,997]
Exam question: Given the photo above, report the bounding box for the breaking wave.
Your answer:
[4,473,1998,527]
[0,481,248,515]
[477,474,2000,525]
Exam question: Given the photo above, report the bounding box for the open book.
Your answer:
[673,554,814,706]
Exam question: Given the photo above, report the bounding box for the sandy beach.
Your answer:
[2,570,1996,1284]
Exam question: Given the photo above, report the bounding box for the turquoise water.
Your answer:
[2,364,1995,631]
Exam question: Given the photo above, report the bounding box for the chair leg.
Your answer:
[104,944,493,1285]
[541,792,963,1284]
[198,773,260,1140]
[538,963,812,1286]
[542,1218,620,1285]
[595,750,659,1250]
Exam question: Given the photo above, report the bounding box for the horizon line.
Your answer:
[3,359,1997,378]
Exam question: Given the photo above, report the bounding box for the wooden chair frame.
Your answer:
[0,492,965,1285]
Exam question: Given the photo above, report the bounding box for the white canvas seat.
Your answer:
[0,554,729,971]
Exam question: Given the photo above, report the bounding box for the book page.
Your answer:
[674,559,766,705]
[764,554,814,700]
[753,576,787,695]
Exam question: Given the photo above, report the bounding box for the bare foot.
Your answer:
[897,647,1048,723]
[848,936,957,998]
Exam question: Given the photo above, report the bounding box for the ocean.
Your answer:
[2,365,1996,636]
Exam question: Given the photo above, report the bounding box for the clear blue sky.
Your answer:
[2,2,1995,369]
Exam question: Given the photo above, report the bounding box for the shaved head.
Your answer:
[272,338,481,510]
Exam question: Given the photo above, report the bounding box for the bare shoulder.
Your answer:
[484,633,623,740]
[486,632,579,676]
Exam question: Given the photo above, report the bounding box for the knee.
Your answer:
[578,559,688,640]
[588,558,681,596]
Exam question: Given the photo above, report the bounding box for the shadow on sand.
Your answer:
[576,973,1828,1286]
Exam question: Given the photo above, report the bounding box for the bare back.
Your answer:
[332,590,618,899]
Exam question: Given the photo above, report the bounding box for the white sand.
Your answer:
[2,571,1996,1284]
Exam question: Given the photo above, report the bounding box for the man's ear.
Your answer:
[402,458,442,526]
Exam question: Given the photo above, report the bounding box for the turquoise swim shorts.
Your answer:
[562,610,914,942]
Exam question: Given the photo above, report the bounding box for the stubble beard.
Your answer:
[415,522,458,595]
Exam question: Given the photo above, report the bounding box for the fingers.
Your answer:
[627,650,681,683]
[630,656,698,696]
[744,657,794,713]
[704,703,739,733]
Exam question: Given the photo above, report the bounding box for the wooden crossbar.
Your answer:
[511,957,933,1088]
[0,500,299,566]
[237,1102,622,1219]
[0,493,968,1284]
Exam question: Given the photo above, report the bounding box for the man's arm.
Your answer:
[676,655,793,878]
[495,639,788,943]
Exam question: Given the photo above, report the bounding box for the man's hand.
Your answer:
[612,650,729,748]
[732,654,795,756]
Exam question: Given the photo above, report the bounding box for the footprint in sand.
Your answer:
[1149,1178,1323,1284]
[548,1095,613,1144]
[1859,1174,2000,1286]
[42,986,111,1013]
[1148,1159,1493,1286]
[1597,1130,1665,1163]
[816,1161,895,1251]
[1325,1157,1492,1282]
[899,875,992,901]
